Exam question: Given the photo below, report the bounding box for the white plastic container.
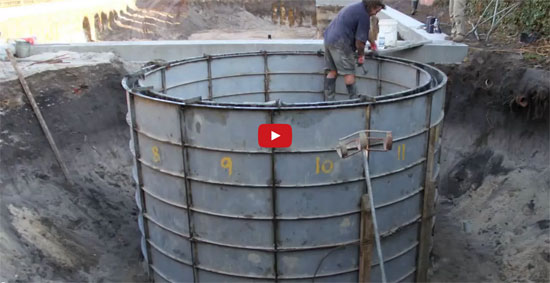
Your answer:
[15,39,31,58]
[378,36,385,50]
[378,19,398,47]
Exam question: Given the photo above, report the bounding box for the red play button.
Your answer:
[258,124,292,148]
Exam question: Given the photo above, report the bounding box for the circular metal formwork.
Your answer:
[123,51,447,283]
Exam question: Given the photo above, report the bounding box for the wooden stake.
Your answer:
[359,194,374,283]
[416,125,438,282]
[6,49,73,185]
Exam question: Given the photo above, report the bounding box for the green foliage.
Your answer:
[468,0,550,36]
[509,0,550,35]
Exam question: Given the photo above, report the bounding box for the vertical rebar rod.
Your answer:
[7,49,73,185]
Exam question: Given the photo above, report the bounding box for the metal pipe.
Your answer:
[363,149,387,283]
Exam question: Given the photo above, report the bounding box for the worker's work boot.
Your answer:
[346,84,358,99]
[324,78,336,101]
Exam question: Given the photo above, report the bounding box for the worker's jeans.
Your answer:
[449,0,466,36]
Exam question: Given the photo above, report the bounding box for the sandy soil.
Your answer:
[98,1,318,41]
[0,61,148,282]
[0,51,117,83]
[431,49,550,282]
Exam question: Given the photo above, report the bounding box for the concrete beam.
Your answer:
[31,39,467,64]
[316,0,359,7]
[30,40,324,62]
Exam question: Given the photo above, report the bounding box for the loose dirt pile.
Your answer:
[98,0,318,41]
[0,59,147,282]
[431,49,550,282]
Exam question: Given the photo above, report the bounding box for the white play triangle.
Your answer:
[271,131,280,141]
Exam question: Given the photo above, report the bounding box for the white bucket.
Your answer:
[378,19,398,47]
[15,39,31,58]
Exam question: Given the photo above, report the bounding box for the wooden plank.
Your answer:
[416,125,438,282]
[359,194,374,283]
[6,49,73,185]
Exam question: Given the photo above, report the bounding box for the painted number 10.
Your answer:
[315,157,334,174]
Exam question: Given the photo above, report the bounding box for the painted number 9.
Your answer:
[316,157,334,174]
[221,157,233,176]
[152,146,161,163]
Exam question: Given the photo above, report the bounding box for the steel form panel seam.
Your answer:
[138,157,426,188]
[163,73,417,93]
[161,68,166,93]
[206,55,213,100]
[141,51,429,83]
[163,74,420,97]
[133,126,427,154]
[141,57,434,105]
[126,92,154,279]
[144,213,191,239]
[416,87,435,282]
[143,212,420,252]
[372,241,419,267]
[126,53,447,111]
[142,184,423,221]
[150,265,176,283]
[396,267,417,283]
[265,51,280,280]
[146,232,420,281]
[178,106,200,282]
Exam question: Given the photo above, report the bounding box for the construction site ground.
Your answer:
[1,0,549,282]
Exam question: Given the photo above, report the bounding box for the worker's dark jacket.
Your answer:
[324,2,371,53]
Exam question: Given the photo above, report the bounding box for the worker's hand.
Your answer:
[371,41,378,51]
[357,55,365,66]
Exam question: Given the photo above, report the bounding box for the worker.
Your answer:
[323,0,385,100]
[449,0,466,42]
[411,0,419,15]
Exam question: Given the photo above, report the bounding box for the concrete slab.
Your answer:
[26,2,467,64]
[0,51,117,83]
[316,0,359,7]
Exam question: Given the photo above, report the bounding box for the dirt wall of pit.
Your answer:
[0,49,547,282]
[0,61,148,282]
[136,0,317,26]
[0,0,137,42]
[315,5,343,33]
[431,49,549,282]
[1,0,318,43]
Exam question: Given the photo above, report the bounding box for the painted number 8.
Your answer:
[221,157,232,176]
[152,146,161,163]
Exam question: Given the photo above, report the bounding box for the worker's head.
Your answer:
[363,0,386,16]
